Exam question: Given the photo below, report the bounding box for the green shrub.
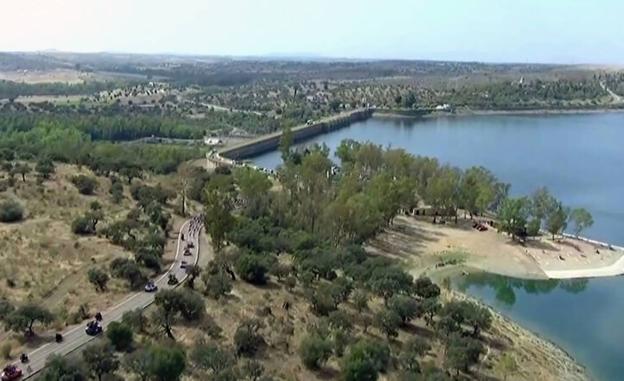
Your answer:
[236,254,268,285]
[71,175,98,195]
[234,319,264,357]
[299,334,332,370]
[87,267,109,291]
[0,200,24,222]
[106,321,134,351]
[72,215,96,235]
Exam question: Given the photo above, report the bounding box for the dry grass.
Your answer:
[165,254,586,381]
[0,164,135,311]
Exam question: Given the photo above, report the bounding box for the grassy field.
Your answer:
[0,164,184,319]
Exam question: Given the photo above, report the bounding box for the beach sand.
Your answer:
[367,214,623,281]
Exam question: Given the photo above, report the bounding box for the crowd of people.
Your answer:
[188,214,204,238]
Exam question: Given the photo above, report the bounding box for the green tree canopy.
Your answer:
[82,342,119,381]
[569,207,594,237]
[5,303,54,336]
[299,334,333,370]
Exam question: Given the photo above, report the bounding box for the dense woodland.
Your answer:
[0,80,121,100]
[0,118,202,175]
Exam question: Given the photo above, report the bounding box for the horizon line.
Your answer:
[3,49,623,68]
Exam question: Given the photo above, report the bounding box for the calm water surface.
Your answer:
[251,112,624,380]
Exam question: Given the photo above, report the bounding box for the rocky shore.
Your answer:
[452,291,591,381]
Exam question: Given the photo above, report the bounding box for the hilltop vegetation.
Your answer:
[0,164,137,307]
[0,52,599,380]
[0,129,590,379]
[2,52,624,140]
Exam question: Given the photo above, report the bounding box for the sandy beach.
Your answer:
[367,214,624,281]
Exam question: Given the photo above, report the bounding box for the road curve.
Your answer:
[16,216,202,379]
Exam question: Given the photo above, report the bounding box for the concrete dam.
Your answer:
[219,108,374,160]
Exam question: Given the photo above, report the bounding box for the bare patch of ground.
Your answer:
[0,69,88,84]
[369,215,622,281]
[0,69,148,84]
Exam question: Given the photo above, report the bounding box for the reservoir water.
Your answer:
[251,112,624,380]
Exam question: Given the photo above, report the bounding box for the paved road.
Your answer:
[544,251,624,279]
[15,216,202,379]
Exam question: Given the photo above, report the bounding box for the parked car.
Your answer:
[144,281,158,292]
[85,321,102,336]
[1,365,22,381]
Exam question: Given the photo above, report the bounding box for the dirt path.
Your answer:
[600,82,623,103]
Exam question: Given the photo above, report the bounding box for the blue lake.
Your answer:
[251,112,624,380]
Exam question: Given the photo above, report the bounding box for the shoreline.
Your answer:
[451,289,591,381]
[373,107,624,119]
[223,106,622,161]
[392,215,624,282]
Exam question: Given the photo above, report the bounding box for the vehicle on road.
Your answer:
[180,260,188,269]
[19,354,27,364]
[1,365,22,381]
[55,333,63,343]
[85,321,102,336]
[167,274,179,285]
[144,281,158,292]
[183,248,192,256]
[187,242,195,249]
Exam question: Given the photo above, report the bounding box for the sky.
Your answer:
[2,0,624,64]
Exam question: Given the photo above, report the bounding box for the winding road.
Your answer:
[15,216,202,379]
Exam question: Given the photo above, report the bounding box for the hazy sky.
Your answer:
[3,0,623,64]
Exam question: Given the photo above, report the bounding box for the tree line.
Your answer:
[0,121,202,175]
[433,79,609,110]
[498,186,593,241]
[0,80,121,100]
[194,140,529,380]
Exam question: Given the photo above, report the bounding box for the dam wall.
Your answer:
[219,108,373,160]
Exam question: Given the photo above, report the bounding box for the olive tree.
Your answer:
[569,208,594,237]
[5,303,54,336]
[299,334,333,370]
[82,342,119,381]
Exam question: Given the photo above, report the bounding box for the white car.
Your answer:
[144,281,158,292]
